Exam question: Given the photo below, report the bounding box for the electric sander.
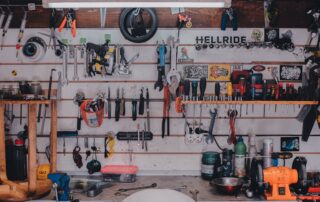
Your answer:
[249,156,308,201]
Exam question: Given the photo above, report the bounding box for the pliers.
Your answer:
[162,85,170,138]
[58,9,76,38]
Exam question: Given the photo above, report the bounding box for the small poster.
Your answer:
[281,137,299,151]
[208,64,231,81]
[279,65,302,81]
[183,65,208,80]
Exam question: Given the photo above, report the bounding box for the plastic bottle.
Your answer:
[263,138,273,168]
[234,136,247,177]
[246,133,257,177]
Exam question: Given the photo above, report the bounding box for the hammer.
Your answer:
[40,68,56,135]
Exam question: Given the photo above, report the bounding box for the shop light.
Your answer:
[42,0,231,8]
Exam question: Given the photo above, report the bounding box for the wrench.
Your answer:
[61,48,69,85]
[57,71,62,100]
[206,109,218,144]
[167,36,181,94]
[73,46,79,80]
[118,183,157,192]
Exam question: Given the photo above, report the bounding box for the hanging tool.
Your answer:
[73,141,83,168]
[227,109,238,145]
[139,88,145,115]
[58,9,76,38]
[16,10,27,58]
[162,85,170,138]
[199,77,206,101]
[132,99,137,121]
[104,132,115,158]
[197,77,206,132]
[39,69,56,135]
[167,36,181,94]
[191,80,198,130]
[100,8,107,28]
[154,42,166,91]
[144,121,148,151]
[206,109,218,144]
[120,88,126,116]
[73,46,79,80]
[117,46,139,75]
[146,88,150,132]
[74,91,85,131]
[59,41,69,85]
[0,9,6,30]
[1,9,13,50]
[107,87,111,119]
[115,88,120,121]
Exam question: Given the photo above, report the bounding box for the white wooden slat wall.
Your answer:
[0,28,319,175]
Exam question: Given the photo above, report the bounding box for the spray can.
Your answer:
[246,133,257,177]
[263,138,273,168]
[221,149,233,177]
[234,136,247,177]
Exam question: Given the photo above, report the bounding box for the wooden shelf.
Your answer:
[181,100,319,105]
[0,100,51,105]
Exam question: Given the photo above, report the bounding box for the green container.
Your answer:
[201,151,221,180]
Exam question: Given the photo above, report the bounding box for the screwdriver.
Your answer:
[132,100,137,121]
[1,10,13,50]
[191,80,198,100]
[139,88,145,115]
[115,88,121,121]
[184,79,190,100]
[107,87,111,119]
[199,77,207,101]
[215,82,220,102]
[120,88,126,116]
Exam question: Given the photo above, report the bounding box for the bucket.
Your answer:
[201,151,221,180]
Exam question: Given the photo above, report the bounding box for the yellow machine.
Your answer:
[263,166,298,200]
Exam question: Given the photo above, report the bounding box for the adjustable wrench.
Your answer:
[73,46,79,80]
[206,109,217,144]
[167,36,181,94]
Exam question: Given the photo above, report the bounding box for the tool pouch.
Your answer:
[80,100,104,128]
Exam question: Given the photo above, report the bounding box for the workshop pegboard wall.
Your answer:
[0,28,319,175]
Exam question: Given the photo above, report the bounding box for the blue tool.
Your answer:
[48,173,70,201]
[154,43,166,91]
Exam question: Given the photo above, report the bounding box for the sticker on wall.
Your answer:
[252,65,266,72]
[178,47,194,63]
[183,65,208,80]
[264,28,279,42]
[281,137,299,151]
[208,64,231,81]
[279,65,302,81]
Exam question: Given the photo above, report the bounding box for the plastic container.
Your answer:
[234,136,247,177]
[201,151,221,180]
[6,139,27,181]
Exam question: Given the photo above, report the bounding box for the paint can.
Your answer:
[201,151,221,180]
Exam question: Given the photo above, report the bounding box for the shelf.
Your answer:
[0,100,51,105]
[181,100,319,105]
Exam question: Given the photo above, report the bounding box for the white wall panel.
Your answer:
[1,28,320,175]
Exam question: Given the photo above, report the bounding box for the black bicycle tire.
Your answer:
[119,8,158,43]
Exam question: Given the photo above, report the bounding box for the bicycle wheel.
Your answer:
[119,8,158,43]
